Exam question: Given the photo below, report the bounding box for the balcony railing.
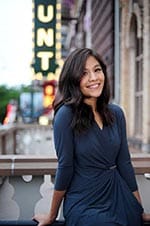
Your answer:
[0,155,59,220]
[0,154,150,222]
[0,124,150,225]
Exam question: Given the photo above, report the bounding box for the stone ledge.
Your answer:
[131,153,150,174]
[0,154,150,176]
[0,155,57,176]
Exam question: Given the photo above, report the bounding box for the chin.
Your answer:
[83,89,103,98]
[91,91,103,98]
[85,93,102,99]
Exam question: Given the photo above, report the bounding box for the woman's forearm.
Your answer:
[49,189,66,220]
[133,190,150,221]
[133,190,142,204]
[32,190,66,225]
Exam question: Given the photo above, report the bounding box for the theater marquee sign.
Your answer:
[32,0,62,80]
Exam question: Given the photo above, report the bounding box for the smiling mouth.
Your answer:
[87,83,101,89]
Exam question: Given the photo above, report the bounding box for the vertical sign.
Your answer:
[32,0,58,77]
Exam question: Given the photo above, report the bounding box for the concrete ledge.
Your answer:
[131,153,150,174]
[0,155,57,176]
[1,154,150,176]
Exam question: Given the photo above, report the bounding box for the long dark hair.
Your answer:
[53,48,114,133]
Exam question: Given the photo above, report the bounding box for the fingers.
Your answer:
[142,213,150,221]
[32,216,37,221]
[31,214,51,226]
[32,215,40,225]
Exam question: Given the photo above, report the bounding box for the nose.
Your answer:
[88,71,97,81]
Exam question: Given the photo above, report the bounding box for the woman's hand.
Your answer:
[32,213,56,226]
[142,212,150,221]
[32,190,65,226]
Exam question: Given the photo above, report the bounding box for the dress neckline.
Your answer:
[94,121,104,131]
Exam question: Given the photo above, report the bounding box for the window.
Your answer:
[130,14,143,138]
[135,36,143,137]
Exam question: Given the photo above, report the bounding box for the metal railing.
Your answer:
[0,219,150,225]
[0,220,65,226]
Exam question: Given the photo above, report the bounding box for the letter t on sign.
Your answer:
[37,52,54,71]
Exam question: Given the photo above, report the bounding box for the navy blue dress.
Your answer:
[53,104,143,226]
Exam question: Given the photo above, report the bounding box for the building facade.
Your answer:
[61,0,150,152]
[120,0,150,152]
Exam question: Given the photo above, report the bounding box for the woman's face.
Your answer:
[80,55,105,103]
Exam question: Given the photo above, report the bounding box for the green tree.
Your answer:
[0,85,31,124]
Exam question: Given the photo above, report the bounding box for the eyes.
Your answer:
[82,67,103,76]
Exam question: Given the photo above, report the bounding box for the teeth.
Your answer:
[88,84,99,89]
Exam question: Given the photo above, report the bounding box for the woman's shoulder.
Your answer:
[108,103,125,119]
[108,104,127,131]
[54,104,73,124]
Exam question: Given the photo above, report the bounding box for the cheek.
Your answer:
[100,73,105,82]
[79,78,86,92]
[80,83,85,95]
[99,74,105,88]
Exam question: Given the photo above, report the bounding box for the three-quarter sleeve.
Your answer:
[116,106,138,192]
[53,105,74,191]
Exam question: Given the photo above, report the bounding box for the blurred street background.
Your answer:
[0,0,149,153]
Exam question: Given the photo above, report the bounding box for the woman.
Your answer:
[33,48,148,226]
